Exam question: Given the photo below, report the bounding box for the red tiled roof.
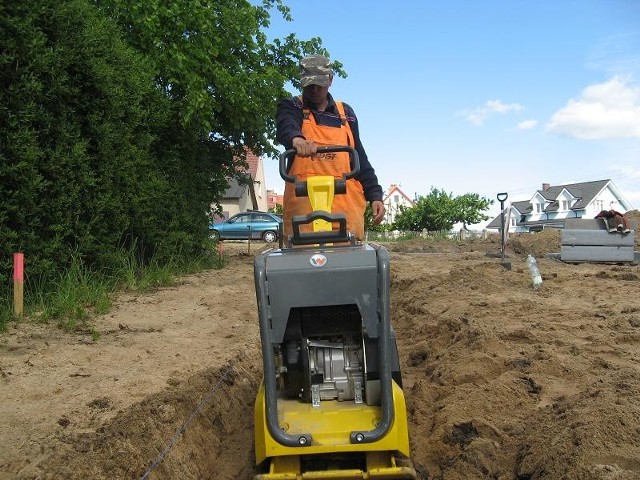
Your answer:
[231,148,260,179]
[383,184,415,205]
[245,150,259,179]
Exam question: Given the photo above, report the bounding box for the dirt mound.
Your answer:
[508,228,561,257]
[2,240,640,479]
[42,361,260,480]
[385,235,503,255]
[390,246,640,478]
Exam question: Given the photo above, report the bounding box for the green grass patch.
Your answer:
[0,240,224,337]
[34,254,113,332]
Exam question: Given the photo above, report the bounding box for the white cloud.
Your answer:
[460,99,524,126]
[587,32,640,78]
[516,119,538,130]
[614,164,640,179]
[546,76,640,140]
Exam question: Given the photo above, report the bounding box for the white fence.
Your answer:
[366,229,494,242]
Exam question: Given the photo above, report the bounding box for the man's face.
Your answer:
[302,79,332,106]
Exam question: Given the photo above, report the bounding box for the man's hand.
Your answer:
[292,137,317,156]
[371,200,385,224]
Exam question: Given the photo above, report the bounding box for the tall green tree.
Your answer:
[393,187,492,232]
[453,193,493,230]
[93,0,335,158]
[1,0,174,284]
[92,0,340,244]
[393,188,454,231]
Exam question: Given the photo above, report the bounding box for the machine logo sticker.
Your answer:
[309,254,328,267]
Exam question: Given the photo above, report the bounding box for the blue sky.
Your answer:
[261,1,640,225]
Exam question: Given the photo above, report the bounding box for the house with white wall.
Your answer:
[382,184,415,225]
[486,179,633,233]
[214,150,268,220]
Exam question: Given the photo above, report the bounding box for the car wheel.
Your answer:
[210,230,220,241]
[262,231,277,243]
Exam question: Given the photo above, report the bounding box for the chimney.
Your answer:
[542,183,550,191]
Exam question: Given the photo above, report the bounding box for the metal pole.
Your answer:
[496,192,509,264]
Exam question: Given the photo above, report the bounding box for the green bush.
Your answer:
[0,0,214,309]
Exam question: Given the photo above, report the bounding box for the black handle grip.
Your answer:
[497,192,508,202]
[290,211,350,245]
[279,145,360,184]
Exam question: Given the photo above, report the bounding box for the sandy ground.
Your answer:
[1,226,640,480]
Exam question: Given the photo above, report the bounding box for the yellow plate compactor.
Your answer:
[253,146,417,479]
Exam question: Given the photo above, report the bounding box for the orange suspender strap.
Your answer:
[299,98,355,148]
[334,101,355,147]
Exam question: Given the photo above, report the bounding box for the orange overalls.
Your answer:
[283,101,367,241]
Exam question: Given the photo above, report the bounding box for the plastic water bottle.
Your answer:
[526,254,543,289]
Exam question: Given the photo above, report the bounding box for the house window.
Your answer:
[511,218,516,227]
[394,195,400,203]
[594,200,603,211]
[536,203,542,213]
[562,200,572,211]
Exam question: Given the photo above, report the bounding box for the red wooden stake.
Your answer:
[13,252,24,316]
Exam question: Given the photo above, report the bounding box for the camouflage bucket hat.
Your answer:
[299,55,333,87]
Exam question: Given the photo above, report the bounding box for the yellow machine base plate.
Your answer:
[254,381,416,479]
[254,451,417,479]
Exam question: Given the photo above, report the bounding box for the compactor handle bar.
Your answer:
[279,145,360,184]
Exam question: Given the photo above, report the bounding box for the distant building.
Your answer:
[267,189,284,211]
[382,184,415,224]
[214,150,267,220]
[486,179,632,233]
